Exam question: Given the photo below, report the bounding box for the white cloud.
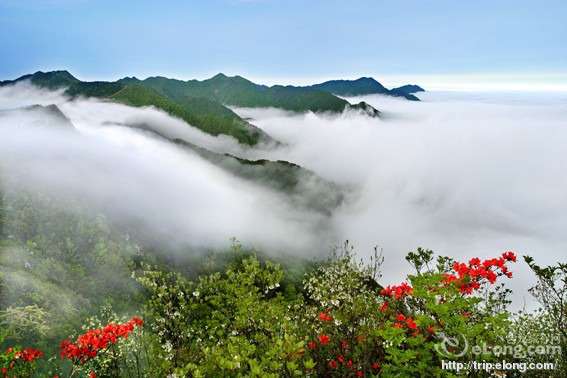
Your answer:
[1,83,565,309]
[234,91,567,309]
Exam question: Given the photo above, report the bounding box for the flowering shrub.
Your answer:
[58,314,144,377]
[3,243,565,377]
[0,345,43,378]
[136,254,307,377]
[300,247,517,376]
[60,316,143,364]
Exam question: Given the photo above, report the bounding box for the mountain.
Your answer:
[121,73,381,115]
[390,84,425,95]
[116,121,344,214]
[389,84,425,100]
[306,77,425,101]
[0,70,79,89]
[0,71,269,146]
[309,77,390,96]
[109,84,270,145]
[1,71,382,145]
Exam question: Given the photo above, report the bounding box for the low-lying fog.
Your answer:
[1,82,566,309]
[234,91,567,309]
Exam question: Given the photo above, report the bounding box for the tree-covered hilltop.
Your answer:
[109,84,267,145]
[306,77,425,101]
[0,71,387,146]
[0,71,269,146]
[0,70,80,90]
[121,73,382,114]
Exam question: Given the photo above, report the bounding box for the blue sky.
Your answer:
[1,0,566,89]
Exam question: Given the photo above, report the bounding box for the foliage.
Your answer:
[136,245,307,377]
[0,189,142,356]
[524,255,567,372]
[0,187,565,376]
[508,309,564,377]
[138,74,352,113]
[0,334,43,378]
[58,310,145,378]
[110,84,261,145]
[0,305,50,342]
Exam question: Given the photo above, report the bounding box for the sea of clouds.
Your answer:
[1,82,566,308]
[234,91,567,308]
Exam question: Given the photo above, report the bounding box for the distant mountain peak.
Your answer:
[354,76,379,82]
[390,84,425,95]
[0,69,80,89]
[32,70,79,82]
[309,77,389,96]
[211,73,228,80]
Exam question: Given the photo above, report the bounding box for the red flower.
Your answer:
[318,334,330,345]
[337,355,345,364]
[328,359,338,369]
[346,359,353,368]
[131,316,144,327]
[340,339,349,350]
[380,282,413,299]
[307,340,317,350]
[442,273,458,284]
[318,312,333,322]
[426,325,436,334]
[371,362,381,370]
[396,313,406,322]
[19,348,43,362]
[405,318,417,330]
[60,317,143,363]
[502,251,517,262]
[379,301,389,313]
[356,371,364,377]
[89,372,97,378]
[469,257,481,266]
[445,253,516,295]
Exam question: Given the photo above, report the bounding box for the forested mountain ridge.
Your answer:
[0,71,267,146]
[1,71,387,146]
[306,77,425,101]
[119,73,381,114]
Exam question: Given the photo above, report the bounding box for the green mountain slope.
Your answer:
[110,85,264,145]
[0,71,268,146]
[0,70,79,89]
[1,70,386,144]
[127,74,377,114]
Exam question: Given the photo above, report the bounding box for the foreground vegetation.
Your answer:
[0,189,565,377]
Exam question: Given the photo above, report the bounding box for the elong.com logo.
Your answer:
[435,332,561,359]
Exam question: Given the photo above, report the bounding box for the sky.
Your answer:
[1,0,567,90]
